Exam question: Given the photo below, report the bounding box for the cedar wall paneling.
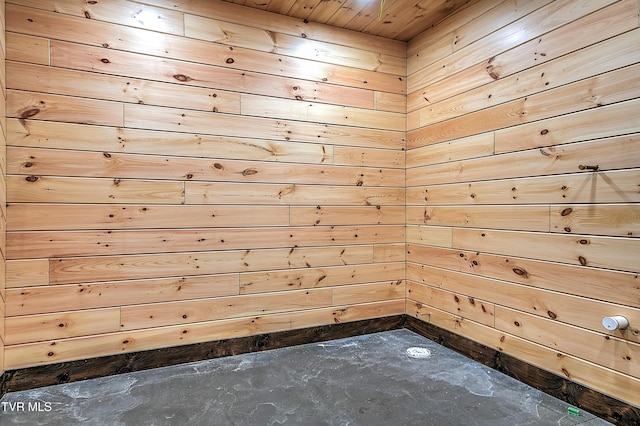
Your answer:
[407,0,640,407]
[3,0,406,368]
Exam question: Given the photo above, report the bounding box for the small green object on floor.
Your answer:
[568,406,580,416]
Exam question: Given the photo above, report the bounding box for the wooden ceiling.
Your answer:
[222,0,473,41]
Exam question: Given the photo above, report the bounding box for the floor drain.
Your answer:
[406,347,431,359]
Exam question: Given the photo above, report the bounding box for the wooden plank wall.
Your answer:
[3,0,406,369]
[406,0,640,407]
[0,0,6,376]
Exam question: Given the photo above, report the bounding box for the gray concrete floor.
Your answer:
[0,329,612,425]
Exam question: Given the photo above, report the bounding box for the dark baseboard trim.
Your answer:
[1,315,637,425]
[0,315,405,396]
[406,316,640,426]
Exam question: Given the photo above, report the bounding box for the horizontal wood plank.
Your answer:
[6,259,48,288]
[332,281,405,306]
[124,103,405,149]
[239,263,405,294]
[406,281,495,327]
[452,228,640,273]
[290,206,405,226]
[7,204,290,231]
[185,182,405,206]
[407,205,550,232]
[406,245,640,309]
[7,175,185,204]
[7,226,401,259]
[3,300,405,369]
[550,204,640,238]
[6,32,48,65]
[49,246,376,285]
[7,90,123,126]
[6,274,240,316]
[407,169,640,205]
[5,308,121,345]
[7,119,335,163]
[8,147,404,187]
[120,289,333,331]
[407,133,640,186]
[494,306,640,377]
[407,265,640,343]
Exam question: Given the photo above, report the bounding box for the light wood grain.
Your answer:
[5,308,121,345]
[290,206,405,226]
[407,169,640,205]
[7,227,400,259]
[550,204,640,238]
[6,32,48,65]
[185,182,405,206]
[7,90,123,126]
[49,245,377,285]
[408,0,619,92]
[7,204,290,231]
[4,300,405,369]
[10,0,186,35]
[406,225,452,248]
[407,281,495,327]
[407,205,550,232]
[8,147,404,187]
[7,175,185,204]
[407,134,640,186]
[452,228,640,273]
[239,263,404,294]
[7,119,335,163]
[124,103,405,149]
[6,274,240,316]
[332,281,405,306]
[407,245,640,309]
[407,265,640,343]
[6,259,48,288]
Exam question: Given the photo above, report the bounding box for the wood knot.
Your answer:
[25,175,39,182]
[225,58,235,64]
[540,129,549,135]
[100,58,110,63]
[578,256,587,266]
[213,163,224,170]
[561,207,573,216]
[23,161,34,168]
[173,74,192,82]
[241,168,258,176]
[20,108,41,118]
[103,152,112,158]
[547,311,557,320]
[512,267,529,277]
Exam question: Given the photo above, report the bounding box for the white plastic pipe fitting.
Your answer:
[602,315,629,331]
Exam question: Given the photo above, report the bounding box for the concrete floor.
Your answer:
[0,329,612,425]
